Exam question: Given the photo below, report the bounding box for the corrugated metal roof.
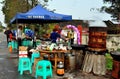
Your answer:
[89,20,107,27]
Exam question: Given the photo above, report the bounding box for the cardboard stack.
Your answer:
[19,46,28,57]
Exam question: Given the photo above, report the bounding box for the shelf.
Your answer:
[50,58,64,62]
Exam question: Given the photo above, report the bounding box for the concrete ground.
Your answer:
[0,32,112,79]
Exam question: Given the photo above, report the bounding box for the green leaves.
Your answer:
[105,53,113,70]
[102,0,120,21]
[2,0,50,25]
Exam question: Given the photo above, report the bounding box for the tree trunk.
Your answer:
[82,52,106,75]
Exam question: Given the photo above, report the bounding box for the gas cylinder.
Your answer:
[57,61,64,76]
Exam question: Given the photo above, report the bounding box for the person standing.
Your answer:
[50,29,60,43]
[67,30,71,39]
[67,30,74,45]
[4,27,12,44]
[32,33,37,48]
[17,25,22,47]
[70,30,74,45]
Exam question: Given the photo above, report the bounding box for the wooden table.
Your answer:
[39,50,69,71]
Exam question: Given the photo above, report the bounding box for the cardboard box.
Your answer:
[19,46,28,51]
[19,51,28,57]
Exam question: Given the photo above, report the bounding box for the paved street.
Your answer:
[0,32,112,79]
[0,32,35,79]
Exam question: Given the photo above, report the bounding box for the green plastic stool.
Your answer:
[27,40,32,46]
[8,41,18,49]
[11,41,18,49]
[31,52,40,64]
[35,60,52,79]
[8,42,12,47]
[18,57,32,75]
[22,40,28,46]
[36,40,41,46]
[22,40,26,46]
[22,40,32,46]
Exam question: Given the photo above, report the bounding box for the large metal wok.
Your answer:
[111,51,120,61]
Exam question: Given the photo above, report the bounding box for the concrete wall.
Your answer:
[106,34,120,52]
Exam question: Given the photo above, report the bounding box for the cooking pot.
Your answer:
[111,51,120,61]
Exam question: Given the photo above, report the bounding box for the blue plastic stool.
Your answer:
[35,60,53,79]
[18,57,32,75]
[31,52,40,64]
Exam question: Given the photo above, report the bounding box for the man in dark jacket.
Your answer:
[4,27,12,44]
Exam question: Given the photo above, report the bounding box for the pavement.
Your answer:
[0,32,112,79]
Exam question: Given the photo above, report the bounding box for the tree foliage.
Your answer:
[1,0,50,25]
[2,0,29,24]
[101,0,120,21]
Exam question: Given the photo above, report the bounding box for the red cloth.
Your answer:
[57,29,62,34]
[19,54,28,57]
[9,33,13,41]
[77,25,82,44]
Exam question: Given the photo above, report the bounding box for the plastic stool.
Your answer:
[11,41,18,49]
[8,42,12,47]
[18,57,32,75]
[8,41,18,49]
[22,40,28,46]
[31,52,40,64]
[36,40,41,46]
[22,40,32,46]
[8,42,12,53]
[35,60,52,79]
[27,40,32,46]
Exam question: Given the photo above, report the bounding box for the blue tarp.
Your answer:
[10,5,72,24]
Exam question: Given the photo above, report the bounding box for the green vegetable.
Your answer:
[105,53,113,70]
